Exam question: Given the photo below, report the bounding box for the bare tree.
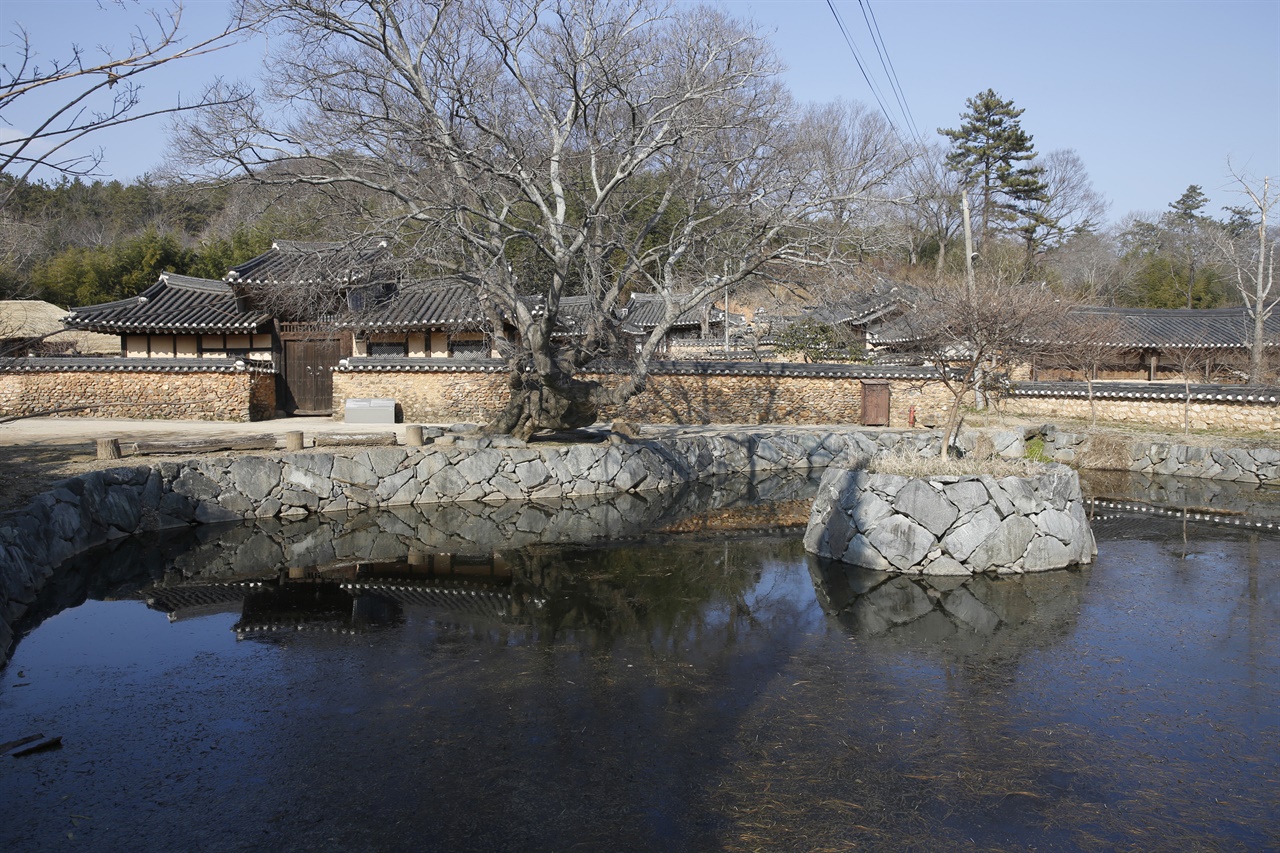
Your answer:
[0,1,252,208]
[174,0,903,438]
[1019,148,1109,255]
[1214,166,1277,383]
[1043,229,1121,302]
[893,141,963,277]
[1042,308,1129,424]
[894,261,1068,452]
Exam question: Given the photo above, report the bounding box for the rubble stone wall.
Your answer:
[333,366,953,427]
[1008,395,1279,432]
[804,465,1096,576]
[0,368,274,421]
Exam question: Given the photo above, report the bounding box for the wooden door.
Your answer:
[277,324,346,415]
[860,380,890,426]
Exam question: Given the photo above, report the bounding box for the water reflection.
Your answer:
[809,558,1087,659]
[2,470,1277,851]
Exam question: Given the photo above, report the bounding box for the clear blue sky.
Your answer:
[5,0,1278,224]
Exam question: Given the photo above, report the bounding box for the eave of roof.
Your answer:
[64,273,272,334]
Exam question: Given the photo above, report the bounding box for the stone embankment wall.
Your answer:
[804,465,1096,576]
[953,427,1280,487]
[1038,429,1280,485]
[0,361,275,421]
[0,426,940,659]
[332,361,953,427]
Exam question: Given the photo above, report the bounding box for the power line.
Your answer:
[859,0,924,146]
[824,0,925,151]
[823,0,900,139]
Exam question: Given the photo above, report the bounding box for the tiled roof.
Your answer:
[1013,381,1279,403]
[336,279,486,331]
[64,274,273,334]
[227,239,391,286]
[1043,306,1280,349]
[874,304,1280,349]
[0,356,277,374]
[620,293,723,332]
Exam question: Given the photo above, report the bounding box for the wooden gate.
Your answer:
[277,324,348,415]
[860,380,891,426]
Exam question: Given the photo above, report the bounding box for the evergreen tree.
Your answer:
[939,89,1048,248]
[1164,184,1212,309]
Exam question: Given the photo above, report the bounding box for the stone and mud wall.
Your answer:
[332,362,953,427]
[0,362,276,422]
[1008,394,1279,433]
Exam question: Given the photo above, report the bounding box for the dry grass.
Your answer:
[867,443,1046,479]
[1076,432,1135,472]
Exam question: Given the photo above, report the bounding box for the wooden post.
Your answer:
[96,438,121,460]
[286,430,305,451]
[406,424,425,447]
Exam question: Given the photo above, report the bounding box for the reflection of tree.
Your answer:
[508,537,764,649]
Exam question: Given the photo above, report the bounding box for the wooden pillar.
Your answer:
[406,424,424,446]
[96,438,121,460]
[285,430,305,451]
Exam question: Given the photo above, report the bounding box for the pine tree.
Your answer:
[939,89,1048,248]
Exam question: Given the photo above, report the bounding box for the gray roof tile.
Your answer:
[65,274,272,334]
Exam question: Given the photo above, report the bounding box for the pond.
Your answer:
[2,472,1277,851]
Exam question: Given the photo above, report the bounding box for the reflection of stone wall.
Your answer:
[0,363,275,421]
[0,426,941,659]
[804,465,1096,575]
[809,559,1088,658]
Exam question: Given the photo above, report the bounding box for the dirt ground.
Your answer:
[0,416,416,514]
[0,412,1274,515]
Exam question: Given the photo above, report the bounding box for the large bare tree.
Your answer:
[1,1,252,209]
[174,0,902,437]
[1215,166,1277,383]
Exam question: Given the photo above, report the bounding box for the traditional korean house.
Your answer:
[226,239,394,413]
[333,278,500,360]
[63,273,275,359]
[619,292,743,358]
[1031,306,1280,381]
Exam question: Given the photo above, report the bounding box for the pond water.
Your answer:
[2,473,1278,851]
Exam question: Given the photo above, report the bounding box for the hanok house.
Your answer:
[1,274,278,422]
[334,278,501,361]
[619,292,744,358]
[1030,306,1280,382]
[226,239,394,414]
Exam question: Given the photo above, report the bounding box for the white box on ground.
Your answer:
[345,398,396,424]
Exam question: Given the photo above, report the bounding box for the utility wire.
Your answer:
[859,0,925,147]
[824,0,900,139]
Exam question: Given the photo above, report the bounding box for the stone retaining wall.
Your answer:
[0,361,275,421]
[804,465,1096,576]
[0,426,940,659]
[1037,428,1280,485]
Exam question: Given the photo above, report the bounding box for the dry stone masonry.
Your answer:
[0,426,939,659]
[804,464,1097,576]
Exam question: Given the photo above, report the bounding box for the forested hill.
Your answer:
[0,175,343,309]
[0,172,1249,313]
